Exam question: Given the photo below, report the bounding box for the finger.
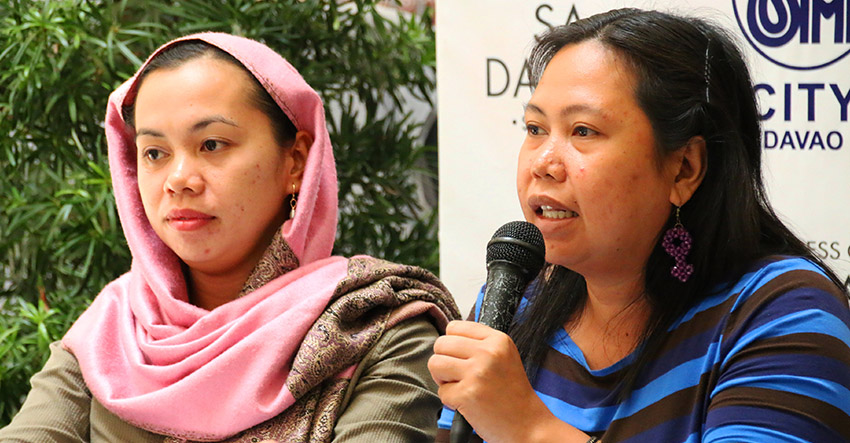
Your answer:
[436,381,461,410]
[437,378,485,414]
[445,320,500,339]
[433,334,481,359]
[428,353,468,385]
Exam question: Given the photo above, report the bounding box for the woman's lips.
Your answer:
[527,195,579,220]
[539,205,579,219]
[166,209,215,231]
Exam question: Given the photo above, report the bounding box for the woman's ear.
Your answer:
[286,130,313,190]
[669,135,707,207]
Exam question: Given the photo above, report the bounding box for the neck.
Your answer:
[566,274,651,369]
[183,225,282,311]
[583,275,649,325]
[186,267,248,311]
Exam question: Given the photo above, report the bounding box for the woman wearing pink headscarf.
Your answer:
[0,33,458,442]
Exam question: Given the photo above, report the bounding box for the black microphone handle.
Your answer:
[478,261,527,332]
[449,415,474,443]
[450,262,528,443]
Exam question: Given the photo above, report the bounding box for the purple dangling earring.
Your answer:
[662,206,694,282]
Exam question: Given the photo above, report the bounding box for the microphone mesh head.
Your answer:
[486,221,546,274]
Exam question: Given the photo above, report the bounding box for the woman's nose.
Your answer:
[530,139,567,182]
[164,153,205,196]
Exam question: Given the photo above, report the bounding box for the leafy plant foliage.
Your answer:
[0,0,436,425]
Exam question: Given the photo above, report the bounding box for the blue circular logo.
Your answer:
[732,0,850,70]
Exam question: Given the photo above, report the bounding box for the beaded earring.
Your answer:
[662,206,694,282]
[289,183,298,219]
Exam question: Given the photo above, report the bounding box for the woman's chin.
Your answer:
[173,249,221,272]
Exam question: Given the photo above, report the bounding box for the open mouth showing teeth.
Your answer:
[539,205,578,219]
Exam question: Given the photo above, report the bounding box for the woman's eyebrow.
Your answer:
[523,102,543,115]
[190,115,239,132]
[135,128,164,139]
[524,102,607,119]
[134,115,239,140]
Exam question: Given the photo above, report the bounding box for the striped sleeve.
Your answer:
[705,259,850,442]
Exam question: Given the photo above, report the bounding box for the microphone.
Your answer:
[450,221,546,443]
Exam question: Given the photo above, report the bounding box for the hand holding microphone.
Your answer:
[429,221,545,443]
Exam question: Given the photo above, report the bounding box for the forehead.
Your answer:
[529,40,640,116]
[133,57,255,120]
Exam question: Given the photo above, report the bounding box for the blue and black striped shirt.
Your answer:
[438,257,850,442]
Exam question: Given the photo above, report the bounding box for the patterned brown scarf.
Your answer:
[166,232,459,442]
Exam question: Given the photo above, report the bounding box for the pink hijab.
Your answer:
[63,33,352,439]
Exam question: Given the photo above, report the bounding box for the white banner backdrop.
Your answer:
[437,0,850,313]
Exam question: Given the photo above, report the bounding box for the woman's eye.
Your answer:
[143,148,164,161]
[202,139,224,152]
[525,124,543,136]
[574,126,596,137]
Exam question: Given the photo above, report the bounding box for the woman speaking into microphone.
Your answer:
[429,8,850,443]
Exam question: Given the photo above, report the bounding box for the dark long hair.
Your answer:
[122,40,297,147]
[509,8,846,395]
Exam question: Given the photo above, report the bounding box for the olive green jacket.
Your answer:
[0,316,440,443]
